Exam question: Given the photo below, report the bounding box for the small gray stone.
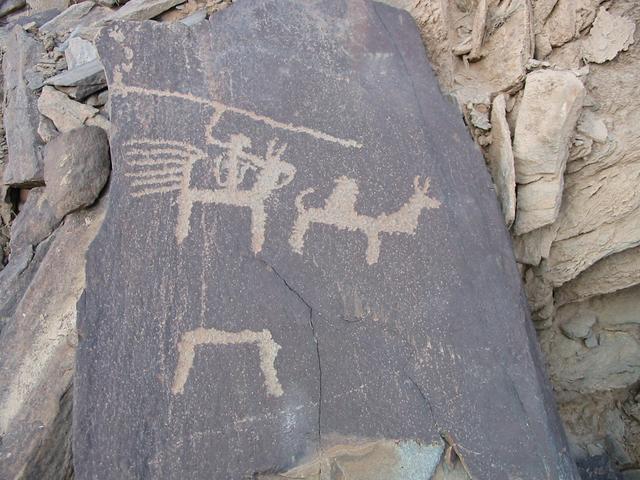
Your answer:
[43,126,110,218]
[11,7,60,26]
[44,58,106,100]
[64,37,98,69]
[24,67,45,90]
[38,85,101,132]
[37,115,59,143]
[39,0,94,34]
[85,89,108,107]
[584,332,599,349]
[605,435,633,469]
[26,0,68,14]
[97,0,185,23]
[560,312,597,340]
[179,8,205,26]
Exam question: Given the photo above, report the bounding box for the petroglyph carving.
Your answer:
[290,176,441,265]
[123,133,295,253]
[172,327,283,397]
[111,81,363,149]
[118,82,361,252]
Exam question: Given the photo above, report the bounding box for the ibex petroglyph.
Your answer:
[290,176,440,265]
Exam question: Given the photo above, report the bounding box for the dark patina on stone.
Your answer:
[75,1,580,479]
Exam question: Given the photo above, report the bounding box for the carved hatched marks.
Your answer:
[172,327,283,398]
[118,85,441,265]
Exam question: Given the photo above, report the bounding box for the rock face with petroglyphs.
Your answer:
[73,1,578,479]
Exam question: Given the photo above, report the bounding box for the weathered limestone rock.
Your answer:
[532,0,559,34]
[559,311,597,340]
[485,94,515,227]
[512,69,585,234]
[513,224,558,266]
[44,126,110,218]
[2,27,45,186]
[74,4,579,479]
[583,7,636,64]
[0,204,105,479]
[556,246,640,306]
[577,110,608,144]
[542,0,577,48]
[542,327,640,398]
[540,22,640,287]
[524,266,555,326]
[38,85,109,132]
[542,283,640,402]
[450,0,533,103]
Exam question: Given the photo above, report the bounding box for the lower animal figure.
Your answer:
[172,326,283,397]
[289,176,440,265]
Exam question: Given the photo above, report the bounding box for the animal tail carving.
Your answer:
[123,139,204,198]
[295,188,315,213]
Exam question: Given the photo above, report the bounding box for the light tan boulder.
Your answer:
[583,6,635,64]
[484,94,516,227]
[556,246,640,306]
[512,69,585,234]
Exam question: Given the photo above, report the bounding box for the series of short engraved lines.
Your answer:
[123,140,202,197]
[112,83,363,149]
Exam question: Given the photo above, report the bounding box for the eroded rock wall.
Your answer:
[405,0,640,476]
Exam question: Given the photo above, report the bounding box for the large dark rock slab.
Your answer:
[2,27,44,187]
[75,1,580,479]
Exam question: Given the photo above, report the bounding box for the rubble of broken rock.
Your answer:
[0,0,637,478]
[408,0,640,477]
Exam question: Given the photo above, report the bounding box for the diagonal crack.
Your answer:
[254,258,323,462]
[406,374,474,478]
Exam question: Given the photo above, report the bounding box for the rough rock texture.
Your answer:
[39,1,100,34]
[99,0,186,22]
[44,126,110,218]
[512,69,585,234]
[38,85,110,133]
[406,0,640,475]
[0,0,637,476]
[0,203,105,479]
[65,37,98,69]
[44,59,106,100]
[8,187,59,254]
[556,246,640,306]
[2,26,45,186]
[583,7,636,64]
[74,4,577,479]
[484,93,515,227]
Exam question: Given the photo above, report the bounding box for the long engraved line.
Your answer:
[113,84,363,149]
